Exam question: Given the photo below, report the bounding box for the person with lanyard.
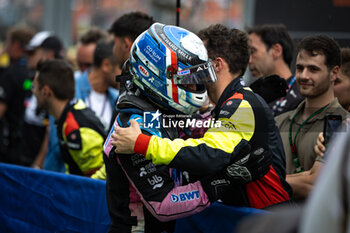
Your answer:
[247,24,304,116]
[275,34,348,202]
[75,39,119,130]
[271,75,297,115]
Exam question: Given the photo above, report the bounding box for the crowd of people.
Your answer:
[0,10,349,233]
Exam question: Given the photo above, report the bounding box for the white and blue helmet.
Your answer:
[129,23,217,115]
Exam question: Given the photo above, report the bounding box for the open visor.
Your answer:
[173,60,217,85]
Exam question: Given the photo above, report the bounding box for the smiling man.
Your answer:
[275,35,348,201]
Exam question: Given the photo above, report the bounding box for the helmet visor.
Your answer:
[173,60,217,85]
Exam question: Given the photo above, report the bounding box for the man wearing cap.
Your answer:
[22,31,67,170]
[22,31,66,169]
[25,31,64,70]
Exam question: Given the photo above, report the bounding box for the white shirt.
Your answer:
[85,89,112,128]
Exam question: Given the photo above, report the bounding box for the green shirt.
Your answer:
[275,98,348,174]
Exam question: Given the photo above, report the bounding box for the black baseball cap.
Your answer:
[26,31,63,58]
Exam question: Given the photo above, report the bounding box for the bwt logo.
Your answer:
[144,110,161,128]
[170,190,200,203]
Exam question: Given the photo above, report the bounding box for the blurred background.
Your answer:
[0,0,349,78]
[0,0,245,47]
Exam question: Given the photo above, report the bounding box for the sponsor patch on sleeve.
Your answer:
[66,129,82,150]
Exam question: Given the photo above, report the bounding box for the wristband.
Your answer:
[134,133,152,155]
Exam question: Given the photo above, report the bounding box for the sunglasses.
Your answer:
[78,61,93,70]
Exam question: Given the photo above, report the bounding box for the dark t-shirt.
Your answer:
[0,58,32,164]
[269,76,304,116]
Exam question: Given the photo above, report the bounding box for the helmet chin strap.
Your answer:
[142,94,175,115]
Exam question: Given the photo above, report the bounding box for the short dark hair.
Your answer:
[93,39,116,67]
[341,47,350,78]
[37,59,75,100]
[79,28,107,45]
[198,24,250,77]
[108,11,155,41]
[7,26,35,49]
[297,35,341,70]
[247,24,294,67]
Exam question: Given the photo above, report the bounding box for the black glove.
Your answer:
[227,146,273,183]
[200,144,273,203]
[250,75,288,103]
